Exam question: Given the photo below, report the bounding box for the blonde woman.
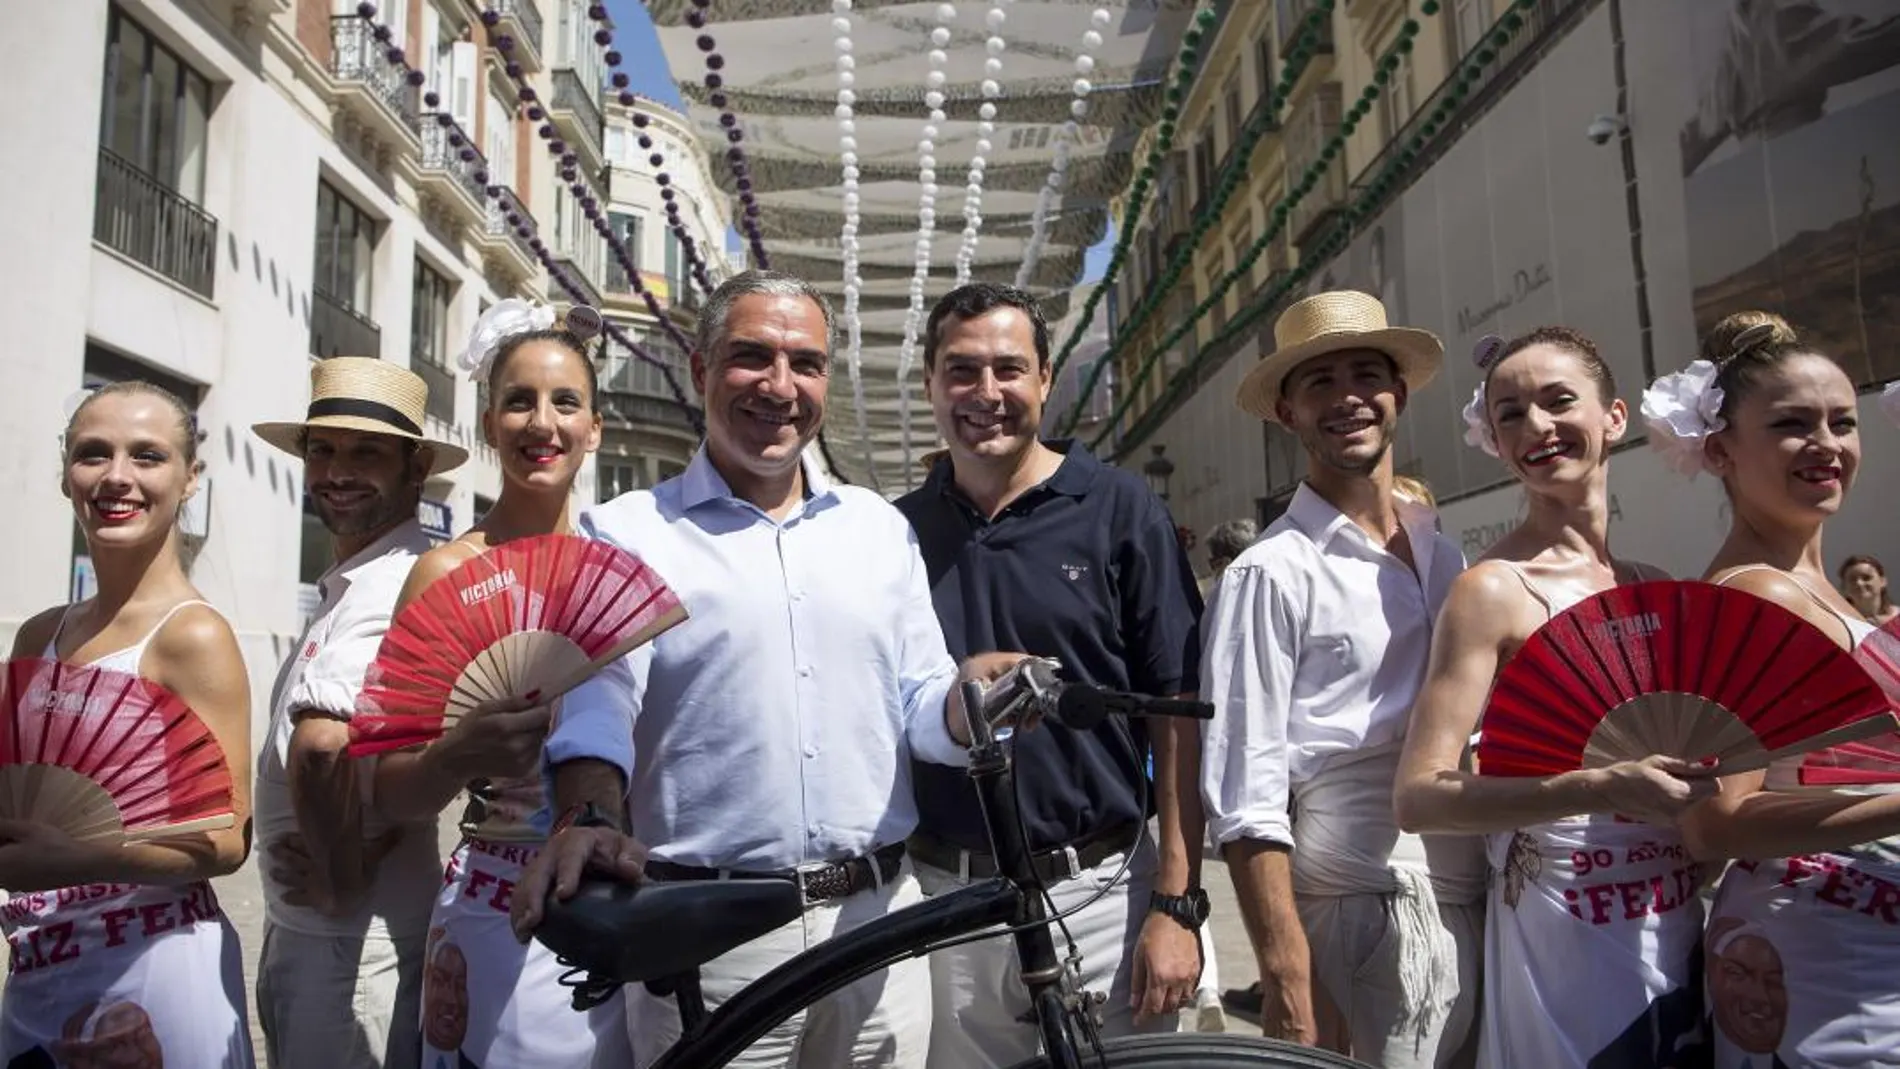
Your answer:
[2,383,253,1065]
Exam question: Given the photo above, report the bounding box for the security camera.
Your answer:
[1585,114,1627,145]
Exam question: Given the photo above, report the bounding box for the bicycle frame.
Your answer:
[645,678,1087,1068]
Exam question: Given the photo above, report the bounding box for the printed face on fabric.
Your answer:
[483,338,602,495]
[1708,924,1789,1055]
[1483,343,1626,489]
[53,1000,163,1069]
[1705,352,1859,520]
[1275,347,1406,476]
[926,304,1051,464]
[692,292,830,486]
[62,391,200,553]
[423,928,471,1052]
[302,426,426,539]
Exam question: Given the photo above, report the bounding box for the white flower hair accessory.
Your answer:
[1640,360,1727,477]
[459,298,557,380]
[1882,381,1900,427]
[1460,335,1504,457]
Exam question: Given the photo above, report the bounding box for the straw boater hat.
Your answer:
[253,357,467,474]
[1235,290,1444,424]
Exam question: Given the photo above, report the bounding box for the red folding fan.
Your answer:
[0,659,236,843]
[1791,615,1900,786]
[349,534,687,757]
[1476,580,1898,778]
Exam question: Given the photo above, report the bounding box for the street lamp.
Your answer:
[1143,444,1175,502]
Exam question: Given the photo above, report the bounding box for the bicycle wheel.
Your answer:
[1001,1033,1377,1068]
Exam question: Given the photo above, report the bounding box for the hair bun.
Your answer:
[1725,322,1778,362]
[564,305,603,342]
[1472,334,1504,370]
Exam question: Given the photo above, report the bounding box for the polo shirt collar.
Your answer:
[678,444,837,513]
[926,439,1100,505]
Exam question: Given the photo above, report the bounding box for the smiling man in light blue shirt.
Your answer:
[509,271,1019,1069]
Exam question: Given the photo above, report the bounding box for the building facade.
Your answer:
[0,0,617,722]
[592,94,735,499]
[1089,0,1900,582]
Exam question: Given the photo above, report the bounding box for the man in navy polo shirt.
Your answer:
[896,282,1208,1067]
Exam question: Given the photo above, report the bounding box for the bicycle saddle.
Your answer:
[534,878,802,984]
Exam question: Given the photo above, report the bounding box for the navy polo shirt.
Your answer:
[895,440,1203,853]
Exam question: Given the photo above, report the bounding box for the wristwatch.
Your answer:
[1149,888,1211,932]
[551,802,620,836]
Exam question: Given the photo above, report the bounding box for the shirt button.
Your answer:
[804,746,818,759]
[798,666,813,678]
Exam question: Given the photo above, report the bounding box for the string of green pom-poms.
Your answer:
[1063,7,1430,438]
[1048,0,1339,423]
[1095,0,1549,455]
[1035,1,1221,391]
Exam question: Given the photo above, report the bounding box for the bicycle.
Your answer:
[532,657,1372,1069]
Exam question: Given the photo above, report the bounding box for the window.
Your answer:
[1255,33,1275,102]
[664,228,683,294]
[485,87,517,187]
[1376,49,1415,145]
[101,6,212,202]
[612,212,642,270]
[1193,135,1216,206]
[1224,78,1243,153]
[598,461,641,502]
[314,180,376,313]
[411,260,455,369]
[1447,0,1491,63]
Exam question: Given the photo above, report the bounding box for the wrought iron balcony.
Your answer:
[420,114,489,223]
[311,289,381,360]
[330,14,421,141]
[412,357,456,425]
[491,0,545,72]
[550,68,605,171]
[600,346,700,432]
[552,252,605,308]
[482,185,538,276]
[92,149,217,298]
[1276,0,1335,55]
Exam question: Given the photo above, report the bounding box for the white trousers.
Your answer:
[914,838,1177,1069]
[627,862,932,1069]
[1297,892,1482,1069]
[255,922,424,1069]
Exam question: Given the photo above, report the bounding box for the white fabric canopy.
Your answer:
[647,0,1195,490]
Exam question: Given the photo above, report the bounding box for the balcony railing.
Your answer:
[311,289,381,359]
[600,346,699,430]
[413,357,455,425]
[552,252,605,307]
[330,14,420,133]
[492,0,544,67]
[420,114,488,208]
[486,185,537,262]
[551,68,605,161]
[1276,0,1334,54]
[92,149,217,298]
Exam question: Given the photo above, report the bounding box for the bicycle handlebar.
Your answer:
[975,657,1212,737]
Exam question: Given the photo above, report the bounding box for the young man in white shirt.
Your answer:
[249,358,467,1068]
[1200,292,1486,1068]
[507,272,1021,1069]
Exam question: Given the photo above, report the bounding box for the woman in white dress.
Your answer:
[1395,326,1717,1068]
[367,301,632,1069]
[1668,312,1900,1068]
[1,382,254,1066]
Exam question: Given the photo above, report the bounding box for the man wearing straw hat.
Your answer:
[1199,292,1485,1067]
[250,357,469,1069]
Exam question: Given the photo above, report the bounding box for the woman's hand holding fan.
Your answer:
[1476,581,1900,796]
[0,658,237,848]
[348,534,687,760]
[1582,753,1722,824]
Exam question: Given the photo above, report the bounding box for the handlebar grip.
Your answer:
[1045,685,1214,730]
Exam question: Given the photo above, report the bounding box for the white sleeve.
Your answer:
[1199,561,1301,849]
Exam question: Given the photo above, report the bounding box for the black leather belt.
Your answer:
[644,842,907,904]
[908,822,1143,884]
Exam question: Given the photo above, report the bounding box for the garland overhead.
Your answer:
[1096,0,1551,455]
[644,0,1199,491]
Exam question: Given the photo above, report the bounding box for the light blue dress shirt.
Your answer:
[541,446,968,871]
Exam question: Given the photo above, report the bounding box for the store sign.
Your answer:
[417,499,453,541]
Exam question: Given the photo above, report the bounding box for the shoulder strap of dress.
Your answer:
[137,599,217,645]
[44,606,75,657]
[1493,560,1556,622]
[1712,563,1859,635]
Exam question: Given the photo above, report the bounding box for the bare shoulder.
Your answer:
[147,601,244,672]
[396,540,482,608]
[8,606,69,661]
[1440,562,1536,644]
[1709,566,1843,634]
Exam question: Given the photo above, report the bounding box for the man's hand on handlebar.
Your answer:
[510,824,649,943]
[946,652,1034,746]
